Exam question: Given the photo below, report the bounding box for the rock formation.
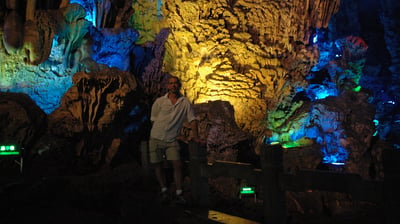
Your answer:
[47,67,138,167]
[0,0,398,187]
[162,0,340,134]
[0,0,399,221]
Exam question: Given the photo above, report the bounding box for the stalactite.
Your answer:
[96,0,111,28]
[3,10,24,54]
[25,0,36,21]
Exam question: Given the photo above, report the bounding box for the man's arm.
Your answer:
[150,98,160,123]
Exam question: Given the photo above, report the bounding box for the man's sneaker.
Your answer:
[161,191,170,204]
[175,193,186,205]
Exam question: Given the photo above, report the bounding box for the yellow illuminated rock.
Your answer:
[161,0,339,134]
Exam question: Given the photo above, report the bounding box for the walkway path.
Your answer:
[0,162,259,224]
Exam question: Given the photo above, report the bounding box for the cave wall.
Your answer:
[161,0,340,134]
[336,0,400,147]
[0,0,398,173]
[0,1,399,220]
[0,0,341,134]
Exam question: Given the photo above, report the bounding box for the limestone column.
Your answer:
[26,0,36,21]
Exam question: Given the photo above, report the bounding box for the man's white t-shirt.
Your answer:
[150,93,196,142]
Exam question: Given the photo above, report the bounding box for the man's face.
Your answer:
[168,78,180,93]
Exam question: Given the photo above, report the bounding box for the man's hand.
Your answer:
[190,136,207,146]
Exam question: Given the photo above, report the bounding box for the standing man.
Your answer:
[149,75,198,204]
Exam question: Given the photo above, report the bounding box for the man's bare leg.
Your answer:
[154,163,167,191]
[171,160,182,193]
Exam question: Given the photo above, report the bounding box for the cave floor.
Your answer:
[0,161,250,224]
[0,161,384,224]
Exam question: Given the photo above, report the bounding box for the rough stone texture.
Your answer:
[47,67,137,166]
[0,0,396,222]
[23,8,63,65]
[162,0,340,134]
[0,92,47,148]
[331,0,400,146]
[0,92,47,175]
[179,100,251,162]
[3,10,24,54]
[1,0,344,141]
[0,0,391,186]
[141,28,171,102]
[271,90,378,179]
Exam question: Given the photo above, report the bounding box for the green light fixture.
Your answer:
[240,187,255,195]
[239,185,257,202]
[0,144,23,173]
[353,85,362,92]
[0,144,20,156]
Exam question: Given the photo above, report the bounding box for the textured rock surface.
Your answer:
[0,92,47,175]
[180,100,251,162]
[0,0,397,222]
[0,0,395,184]
[162,0,340,134]
[0,92,47,147]
[47,67,137,166]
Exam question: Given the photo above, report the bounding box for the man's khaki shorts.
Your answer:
[149,138,180,163]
